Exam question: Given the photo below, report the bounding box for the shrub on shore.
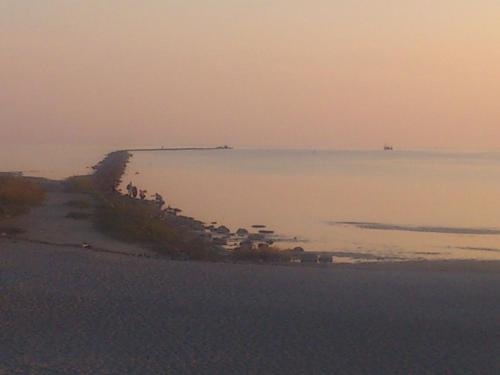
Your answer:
[0,176,45,218]
[93,196,222,261]
[95,198,179,245]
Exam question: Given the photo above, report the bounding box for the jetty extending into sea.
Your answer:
[124,146,233,152]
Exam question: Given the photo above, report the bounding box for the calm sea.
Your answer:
[0,144,109,180]
[122,149,500,262]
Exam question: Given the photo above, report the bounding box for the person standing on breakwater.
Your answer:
[126,182,133,197]
[132,185,138,198]
[154,193,165,209]
[139,190,146,200]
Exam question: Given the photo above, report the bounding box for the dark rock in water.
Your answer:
[258,243,269,249]
[211,221,217,225]
[252,224,266,228]
[258,230,274,234]
[319,255,333,263]
[236,228,249,236]
[300,253,319,263]
[266,239,274,245]
[216,225,230,234]
[292,247,305,252]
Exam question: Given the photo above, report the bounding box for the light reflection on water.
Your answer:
[122,149,500,262]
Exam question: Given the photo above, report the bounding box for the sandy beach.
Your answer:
[1,189,500,374]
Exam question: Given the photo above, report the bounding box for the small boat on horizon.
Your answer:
[384,145,394,151]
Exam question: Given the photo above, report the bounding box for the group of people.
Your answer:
[126,182,165,208]
[125,182,146,200]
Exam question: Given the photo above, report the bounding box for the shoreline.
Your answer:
[3,148,500,268]
[103,149,500,267]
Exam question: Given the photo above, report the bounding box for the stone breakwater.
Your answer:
[92,150,304,262]
[91,150,132,193]
[91,150,355,263]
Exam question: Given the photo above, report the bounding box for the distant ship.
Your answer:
[216,145,233,150]
[384,145,394,151]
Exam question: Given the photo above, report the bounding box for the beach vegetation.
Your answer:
[94,196,220,260]
[95,198,179,244]
[0,176,45,219]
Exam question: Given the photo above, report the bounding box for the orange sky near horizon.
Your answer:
[1,0,500,150]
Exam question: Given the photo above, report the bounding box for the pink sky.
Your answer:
[1,1,500,150]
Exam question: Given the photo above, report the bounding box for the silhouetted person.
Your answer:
[132,185,138,198]
[154,193,165,209]
[126,182,133,197]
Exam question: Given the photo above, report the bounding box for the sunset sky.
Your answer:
[2,1,500,150]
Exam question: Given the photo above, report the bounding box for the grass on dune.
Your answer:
[0,176,45,219]
[95,198,179,245]
[94,196,219,260]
